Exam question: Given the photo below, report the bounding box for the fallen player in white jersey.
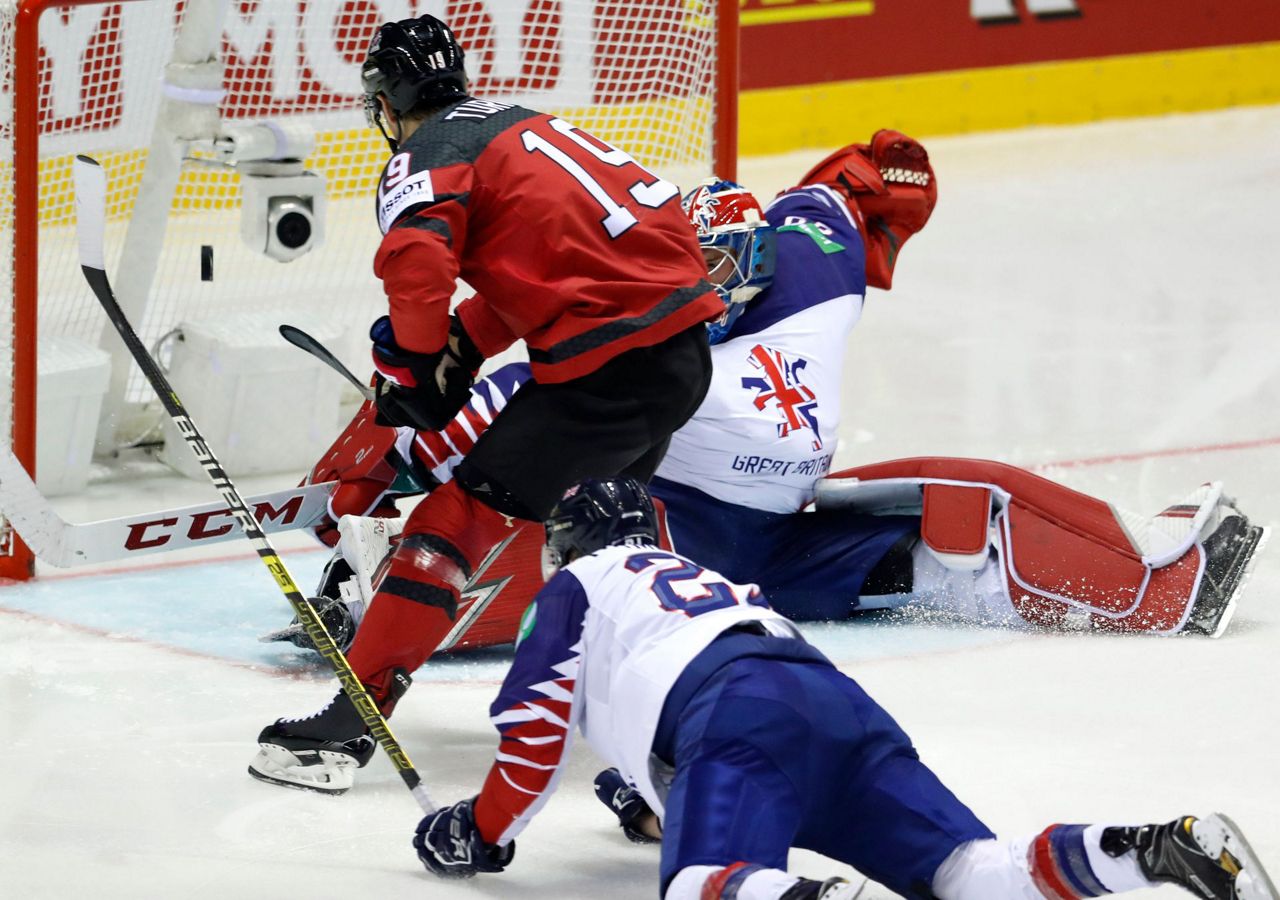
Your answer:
[410,478,1278,900]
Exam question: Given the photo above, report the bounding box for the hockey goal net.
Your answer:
[0,0,737,579]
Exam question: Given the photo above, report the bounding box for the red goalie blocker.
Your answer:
[819,457,1224,634]
[306,400,406,547]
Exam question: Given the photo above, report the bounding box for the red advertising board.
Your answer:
[740,0,1280,90]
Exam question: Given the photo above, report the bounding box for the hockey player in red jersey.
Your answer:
[412,479,1279,900]
[248,14,720,794]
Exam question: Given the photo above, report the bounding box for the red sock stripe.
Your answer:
[1030,827,1084,900]
[701,862,751,900]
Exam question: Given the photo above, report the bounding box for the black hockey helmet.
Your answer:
[362,15,467,142]
[542,479,660,579]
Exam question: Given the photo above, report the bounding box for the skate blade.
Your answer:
[816,880,864,900]
[1210,525,1269,639]
[247,743,359,795]
[258,625,302,644]
[1202,814,1280,900]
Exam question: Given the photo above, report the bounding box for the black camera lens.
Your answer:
[275,209,312,249]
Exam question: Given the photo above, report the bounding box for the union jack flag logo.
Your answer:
[741,345,822,450]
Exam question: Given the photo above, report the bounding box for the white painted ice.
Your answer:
[2,105,1278,899]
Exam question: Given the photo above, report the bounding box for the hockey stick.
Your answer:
[279,324,375,401]
[73,156,435,814]
[0,450,334,566]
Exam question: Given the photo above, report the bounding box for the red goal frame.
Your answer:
[2,0,739,580]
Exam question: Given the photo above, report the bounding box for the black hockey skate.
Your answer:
[1184,509,1267,637]
[1102,814,1279,900]
[780,877,860,900]
[247,669,411,795]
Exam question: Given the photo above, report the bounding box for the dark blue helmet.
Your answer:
[362,16,467,147]
[542,479,659,579]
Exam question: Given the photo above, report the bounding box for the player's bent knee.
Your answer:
[403,478,530,570]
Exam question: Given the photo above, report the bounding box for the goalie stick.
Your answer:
[0,450,335,567]
[73,155,435,814]
[279,323,375,401]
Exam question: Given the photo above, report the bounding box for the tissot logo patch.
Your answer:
[378,168,434,233]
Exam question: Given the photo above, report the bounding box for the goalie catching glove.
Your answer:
[795,129,937,290]
[370,314,483,431]
[414,798,515,879]
[258,553,365,653]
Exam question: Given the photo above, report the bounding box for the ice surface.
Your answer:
[2,105,1278,898]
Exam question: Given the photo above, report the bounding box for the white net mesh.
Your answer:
[0,0,727,572]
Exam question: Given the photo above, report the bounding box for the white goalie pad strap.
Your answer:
[337,514,406,610]
[1119,481,1224,566]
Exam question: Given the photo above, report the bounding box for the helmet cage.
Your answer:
[700,224,777,343]
[683,179,777,345]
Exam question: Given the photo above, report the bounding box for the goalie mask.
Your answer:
[541,479,660,580]
[682,179,778,344]
[362,15,468,151]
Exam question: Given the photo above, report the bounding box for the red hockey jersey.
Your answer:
[372,97,721,383]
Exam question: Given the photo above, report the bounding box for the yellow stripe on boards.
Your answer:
[741,1,874,27]
[740,41,1280,155]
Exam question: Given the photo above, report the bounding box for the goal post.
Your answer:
[0,0,739,580]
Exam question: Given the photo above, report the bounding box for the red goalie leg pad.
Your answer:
[439,496,674,651]
[1007,541,1203,633]
[829,457,1141,556]
[1001,503,1202,632]
[346,480,521,685]
[314,478,401,547]
[826,457,1205,632]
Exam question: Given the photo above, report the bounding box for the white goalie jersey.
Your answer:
[655,185,867,513]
